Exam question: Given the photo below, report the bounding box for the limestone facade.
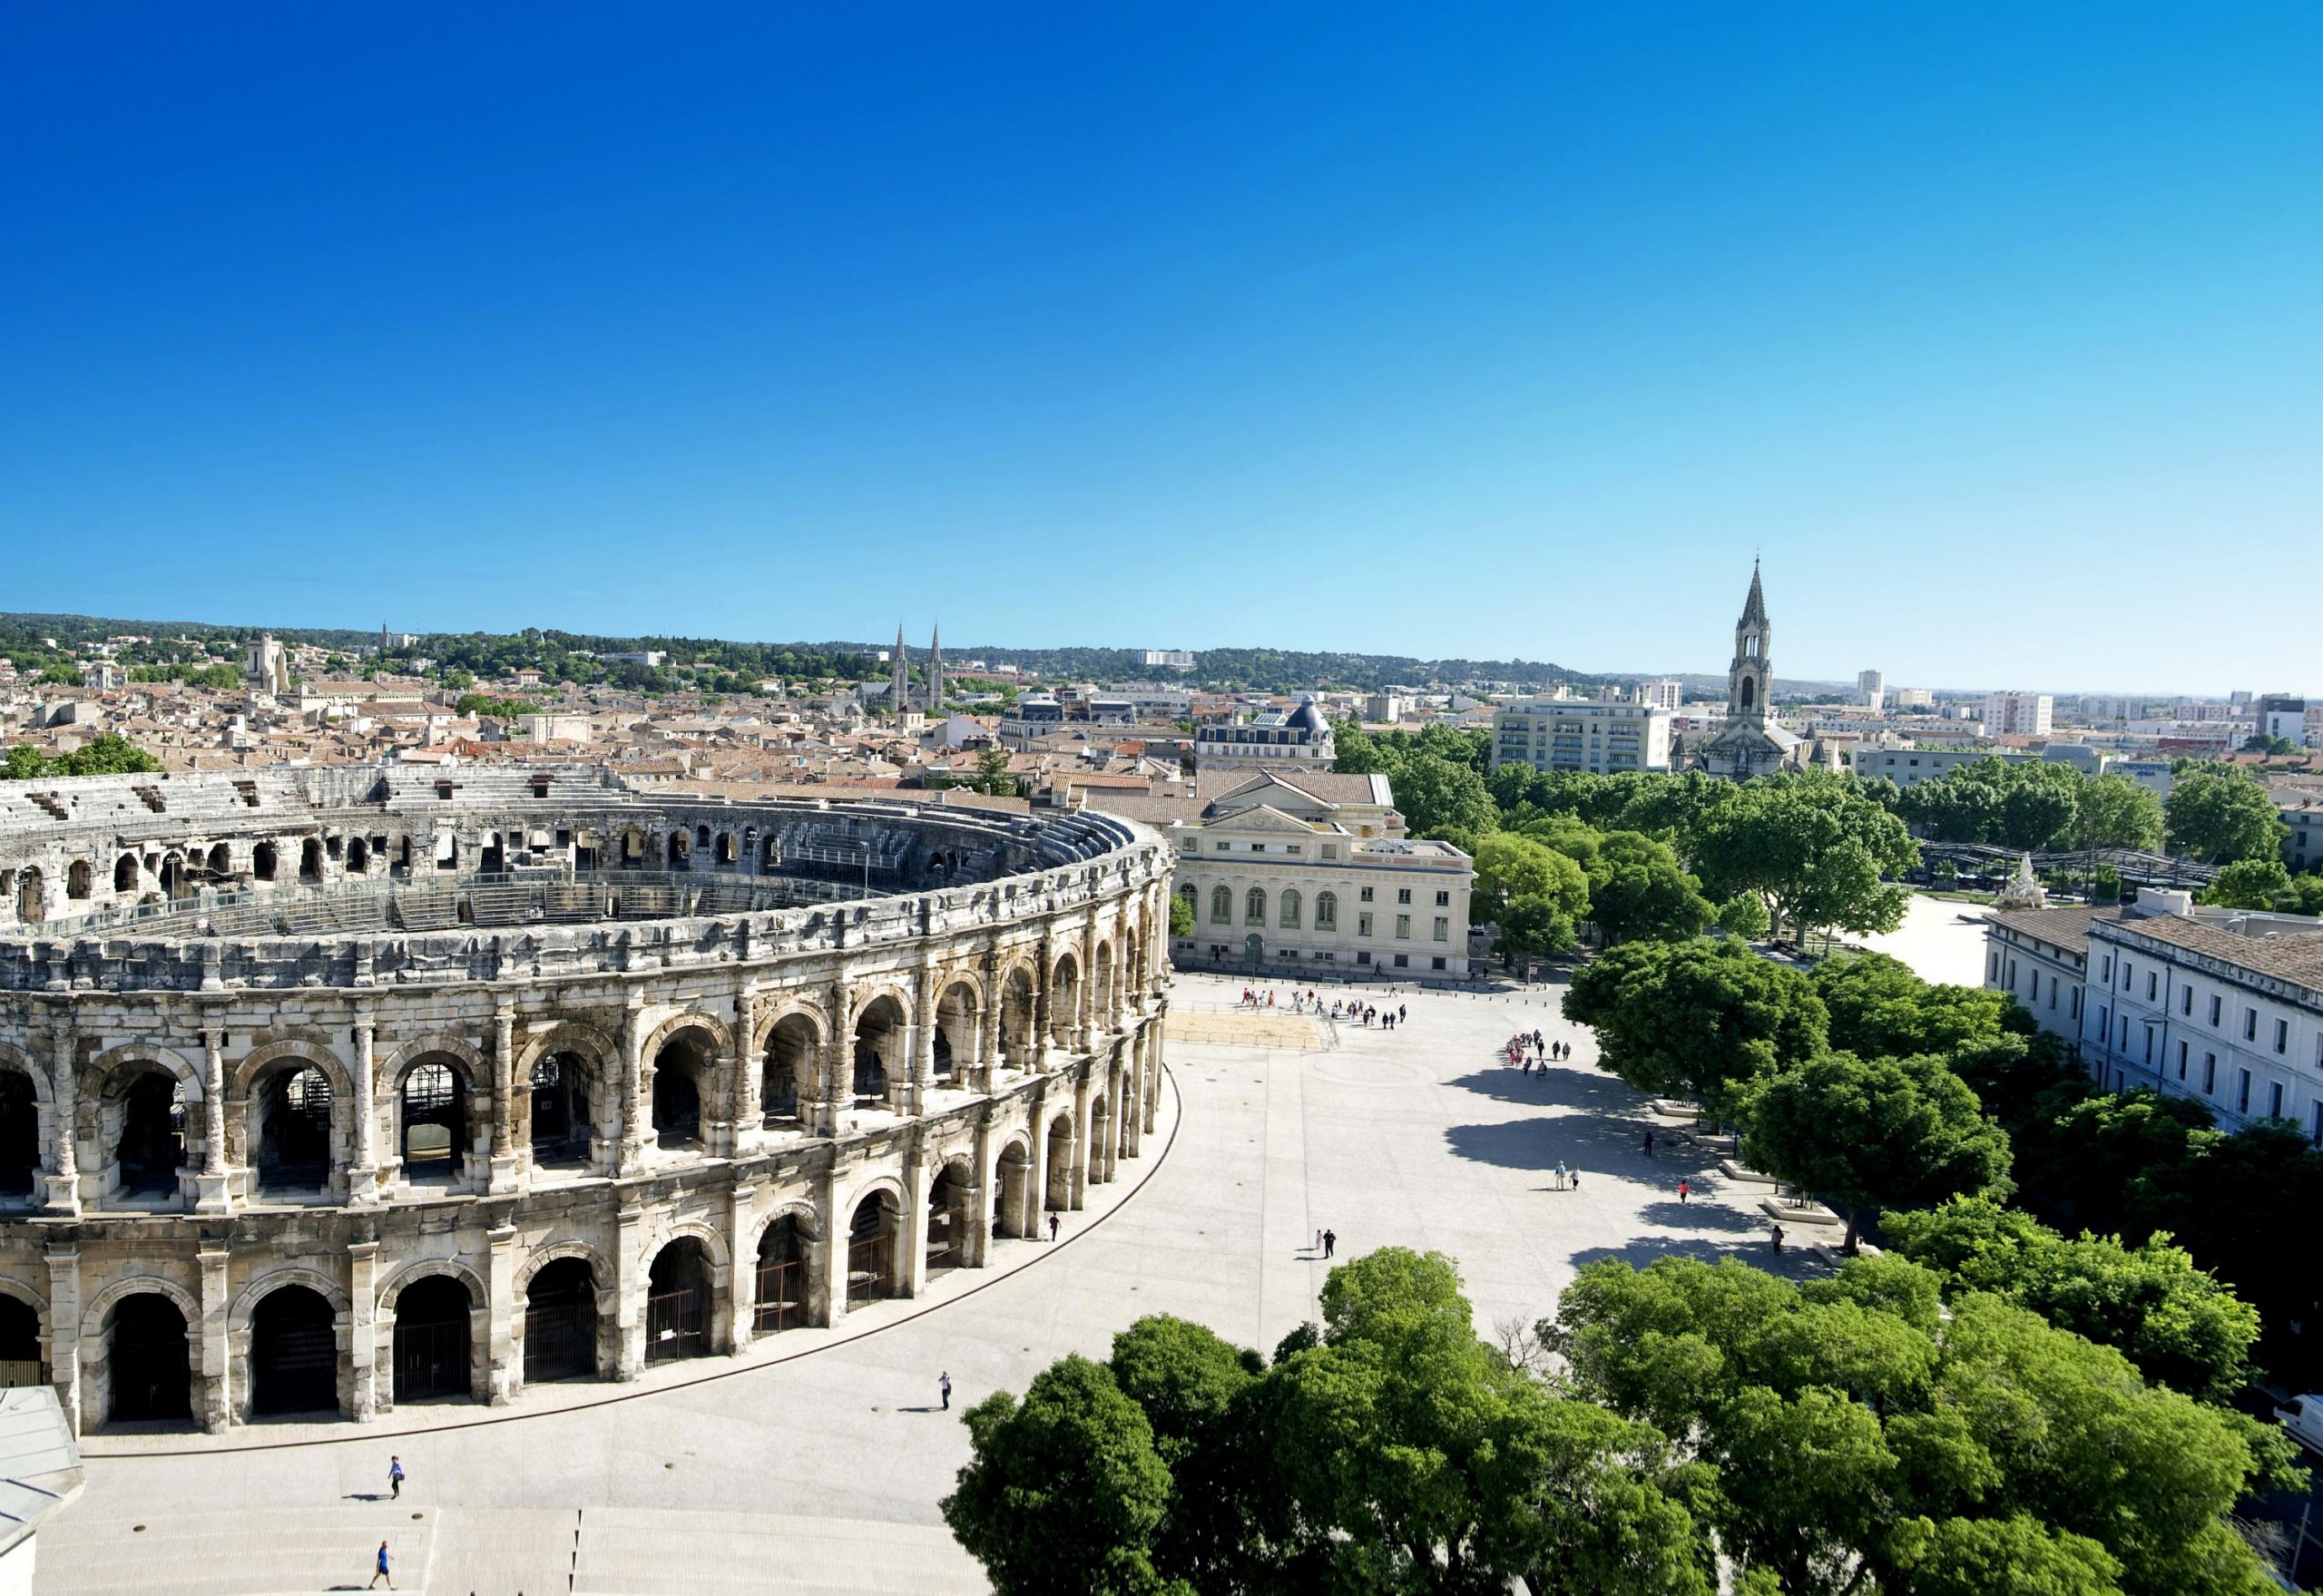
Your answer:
[0,767,1173,1434]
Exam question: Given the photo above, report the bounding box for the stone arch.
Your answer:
[514,1239,616,1295]
[750,997,829,1057]
[844,983,917,1034]
[759,1009,820,1121]
[85,1043,206,1104]
[82,1273,201,1341]
[113,854,141,895]
[0,1040,54,1104]
[745,1199,823,1257]
[1048,949,1082,1047]
[514,1019,621,1080]
[230,1037,354,1103]
[931,977,981,1084]
[376,1255,491,1317]
[849,991,909,1103]
[238,1040,348,1192]
[378,1033,490,1092]
[640,1010,734,1068]
[228,1266,352,1333]
[1093,938,1116,1014]
[0,1278,49,1349]
[644,1218,733,1274]
[836,1170,908,1226]
[646,1017,724,1150]
[996,960,1040,1068]
[926,1153,976,1272]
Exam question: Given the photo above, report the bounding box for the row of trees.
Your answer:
[1887,754,2294,867]
[946,1246,2292,1595]
[0,733,163,781]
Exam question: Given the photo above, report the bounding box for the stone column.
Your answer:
[347,1239,380,1421]
[966,1111,995,1268]
[815,1161,848,1325]
[728,1180,758,1350]
[618,996,647,1174]
[485,1223,517,1404]
[814,978,851,1138]
[194,1022,234,1212]
[489,1007,519,1193]
[976,947,1003,1092]
[348,1013,380,1204]
[1032,936,1054,1064]
[897,1141,927,1300]
[613,1203,645,1379]
[730,982,761,1155]
[1070,1078,1093,1209]
[1078,918,1100,1053]
[197,1245,230,1431]
[903,962,935,1116]
[1143,1013,1164,1136]
[44,1021,78,1216]
[44,1244,79,1434]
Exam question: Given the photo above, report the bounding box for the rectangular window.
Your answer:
[1432,955,1446,971]
[1321,845,1337,861]
[2146,972,2157,1002]
[2269,1082,2285,1118]
[1397,888,1412,906]
[2007,958,2018,990]
[2070,988,2081,1020]
[2209,994,2221,1025]
[2101,955,2113,982]
[2047,977,2057,1011]
[2275,1019,2289,1054]
[2142,1028,2153,1064]
[1359,886,1374,903]
[2203,1054,2216,1094]
[1989,950,2002,981]
[2122,963,2132,990]
[1395,915,1411,939]
[1392,953,1408,968]
[2097,1004,2108,1042]
[1357,951,1372,965]
[1433,916,1449,942]
[2237,1070,2251,1113]
[2178,1041,2188,1078]
[1214,842,1229,852]
[1435,890,1449,907]
[1358,913,1373,937]
[2244,1009,2258,1042]
[2181,987,2192,1016]
[1285,845,1300,856]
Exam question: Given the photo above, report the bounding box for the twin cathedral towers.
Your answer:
[888,623,946,715]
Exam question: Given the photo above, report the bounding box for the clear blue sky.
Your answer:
[3,5,2316,692]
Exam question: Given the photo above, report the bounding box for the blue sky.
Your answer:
[3,5,2315,691]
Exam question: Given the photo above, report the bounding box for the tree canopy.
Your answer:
[1808,951,2013,1060]
[1563,936,1828,1115]
[1,733,163,780]
[2165,765,2288,865]
[1689,771,1917,943]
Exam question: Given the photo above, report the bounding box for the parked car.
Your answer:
[2274,1393,2323,1455]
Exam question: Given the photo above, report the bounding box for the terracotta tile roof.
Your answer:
[2102,913,2323,993]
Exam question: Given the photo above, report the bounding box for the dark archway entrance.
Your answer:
[393,1277,473,1403]
[995,1141,1032,1239]
[250,1286,338,1415]
[0,1072,37,1196]
[0,1297,42,1389]
[754,1217,808,1334]
[299,837,323,884]
[529,1053,592,1165]
[646,1239,711,1363]
[652,1069,701,1149]
[524,1258,599,1384]
[107,1296,191,1425]
[847,1190,899,1307]
[852,996,906,1104]
[926,1165,970,1274]
[256,1065,332,1190]
[1045,1115,1074,1210]
[400,1061,466,1179]
[761,1015,815,1123]
[118,1072,185,1197]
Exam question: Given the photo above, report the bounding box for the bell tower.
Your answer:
[1727,562,1772,726]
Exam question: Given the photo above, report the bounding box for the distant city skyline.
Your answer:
[3,8,2315,691]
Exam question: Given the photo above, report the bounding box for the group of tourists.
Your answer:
[1505,1030,1571,1071]
[1344,1001,1403,1029]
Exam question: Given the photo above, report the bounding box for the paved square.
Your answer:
[39,970,1824,1594]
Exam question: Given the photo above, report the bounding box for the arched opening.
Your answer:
[249,1286,338,1416]
[205,842,231,879]
[399,1061,467,1180]
[999,966,1038,1070]
[995,1141,1032,1239]
[64,859,91,902]
[159,853,185,899]
[754,1217,808,1333]
[1243,933,1264,965]
[651,1029,714,1149]
[1044,1114,1074,1210]
[761,1015,816,1123]
[298,837,322,884]
[926,1163,971,1274]
[116,1072,187,1197]
[346,837,369,875]
[1278,890,1300,931]
[1244,887,1266,926]
[666,831,691,870]
[113,854,140,894]
[1316,890,1338,930]
[391,1276,473,1403]
[0,1297,42,1388]
[715,832,738,864]
[15,869,44,925]
[1740,676,1756,711]
[1094,942,1116,1015]
[933,983,977,1086]
[851,995,907,1105]
[524,1258,599,1385]
[251,842,279,882]
[621,828,648,867]
[1048,956,1080,1048]
[105,1295,191,1425]
[847,1190,899,1306]
[529,1053,592,1166]
[255,1065,333,1191]
[0,1072,38,1196]
[1210,884,1230,925]
[478,833,505,876]
[645,1239,711,1362]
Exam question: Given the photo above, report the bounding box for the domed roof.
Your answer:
[1285,696,1327,734]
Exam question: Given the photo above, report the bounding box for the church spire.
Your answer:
[892,622,909,714]
[926,622,943,714]
[1728,561,1772,727]
[1740,557,1768,628]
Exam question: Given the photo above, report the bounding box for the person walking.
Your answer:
[1321,1229,1337,1258]
[1047,1212,1061,1242]
[1642,1130,1655,1158]
[1769,1224,1785,1256]
[939,1371,953,1411]
[1554,1159,1568,1190]
[368,1541,394,1591]
[388,1455,404,1501]
[1398,1004,1407,1024]
[1569,1164,1581,1190]
[1677,1178,1691,1204]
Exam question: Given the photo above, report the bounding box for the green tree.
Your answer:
[1167,893,1195,938]
[1564,937,1828,1115]
[1808,951,2009,1059]
[941,1355,1179,1596]
[1472,834,1588,927]
[971,744,1019,797]
[2070,773,2165,852]
[1584,831,1713,946]
[1498,893,1580,961]
[2165,766,2287,864]
[2200,857,2296,911]
[1740,1050,2012,1251]
[1690,772,1917,943]
[1388,752,1498,844]
[1716,894,1769,942]
[1883,1196,2260,1401]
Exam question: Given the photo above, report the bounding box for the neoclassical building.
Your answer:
[0,766,1172,1433]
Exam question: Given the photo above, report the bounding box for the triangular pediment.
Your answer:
[1205,803,1323,836]
[1210,772,1337,816]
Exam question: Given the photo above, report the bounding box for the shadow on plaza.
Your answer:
[1443,1064,1635,1114]
[1566,1236,1830,1284]
[1443,1115,1722,1180]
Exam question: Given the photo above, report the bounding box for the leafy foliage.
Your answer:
[1689,771,1917,942]
[1563,937,1828,1115]
[1808,951,2012,1059]
[2165,765,2289,864]
[0,734,163,780]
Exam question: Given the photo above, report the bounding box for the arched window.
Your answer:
[114,855,140,894]
[1279,888,1300,929]
[117,1073,185,1196]
[1740,677,1755,711]
[256,1066,331,1190]
[530,1054,591,1164]
[65,860,92,900]
[1315,891,1338,930]
[1244,887,1266,926]
[1210,886,1231,925]
[755,1217,807,1333]
[299,838,322,883]
[251,842,279,882]
[400,1062,466,1176]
